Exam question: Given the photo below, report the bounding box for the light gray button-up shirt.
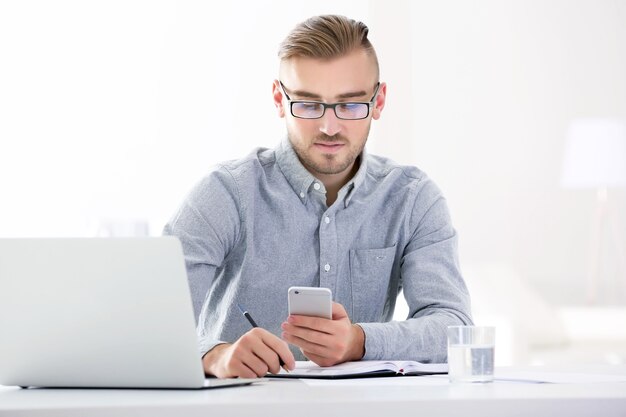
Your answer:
[163,139,472,363]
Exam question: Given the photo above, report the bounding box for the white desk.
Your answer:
[1,366,625,417]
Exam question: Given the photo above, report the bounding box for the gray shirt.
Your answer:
[163,139,472,363]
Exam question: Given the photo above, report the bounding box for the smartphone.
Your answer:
[287,287,332,319]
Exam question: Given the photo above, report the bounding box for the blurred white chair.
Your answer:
[463,262,626,366]
[90,218,151,237]
[462,263,568,366]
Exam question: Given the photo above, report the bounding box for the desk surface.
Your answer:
[1,365,626,417]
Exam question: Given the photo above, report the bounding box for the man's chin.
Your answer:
[309,159,353,176]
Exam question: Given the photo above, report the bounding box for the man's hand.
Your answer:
[281,302,365,367]
[202,327,295,378]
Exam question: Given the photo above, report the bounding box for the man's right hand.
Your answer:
[202,327,296,378]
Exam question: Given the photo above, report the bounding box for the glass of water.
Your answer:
[447,326,495,383]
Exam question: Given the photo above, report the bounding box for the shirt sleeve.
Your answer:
[162,165,242,357]
[358,179,473,363]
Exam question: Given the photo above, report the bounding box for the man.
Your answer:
[164,15,472,379]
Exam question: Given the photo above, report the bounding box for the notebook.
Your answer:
[271,360,448,379]
[0,237,262,389]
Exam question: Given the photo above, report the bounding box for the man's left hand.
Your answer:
[280,302,365,367]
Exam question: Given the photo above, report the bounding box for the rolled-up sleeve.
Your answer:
[359,180,473,362]
[163,166,242,356]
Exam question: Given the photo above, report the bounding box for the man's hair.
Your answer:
[278,15,379,79]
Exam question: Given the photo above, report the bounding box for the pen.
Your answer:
[238,303,259,328]
[237,303,288,371]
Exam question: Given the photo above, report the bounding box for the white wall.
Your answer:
[407,0,626,305]
[0,0,370,236]
[1,0,625,307]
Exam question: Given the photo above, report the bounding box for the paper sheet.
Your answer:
[283,370,626,386]
[494,370,626,384]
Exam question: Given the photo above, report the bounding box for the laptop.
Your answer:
[0,237,260,389]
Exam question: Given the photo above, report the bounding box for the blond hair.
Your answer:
[278,15,379,79]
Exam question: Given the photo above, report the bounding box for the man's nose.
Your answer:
[319,108,341,137]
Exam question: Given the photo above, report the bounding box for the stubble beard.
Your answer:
[287,129,370,177]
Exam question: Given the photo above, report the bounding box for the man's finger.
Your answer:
[251,339,289,374]
[301,350,336,367]
[233,344,271,377]
[258,328,296,371]
[282,331,329,357]
[281,321,334,346]
[286,314,333,333]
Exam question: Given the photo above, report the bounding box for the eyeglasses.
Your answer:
[279,81,380,120]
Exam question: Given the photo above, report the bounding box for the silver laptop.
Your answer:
[0,237,259,389]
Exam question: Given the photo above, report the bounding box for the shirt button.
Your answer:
[324,216,330,224]
[313,183,321,191]
[300,192,305,198]
[324,263,331,272]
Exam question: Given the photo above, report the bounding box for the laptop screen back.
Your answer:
[0,237,206,388]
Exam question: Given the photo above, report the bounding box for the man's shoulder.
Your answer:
[191,147,277,196]
[219,147,276,175]
[199,147,276,188]
[364,153,444,203]
[365,153,427,183]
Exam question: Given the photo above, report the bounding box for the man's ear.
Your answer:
[371,82,387,120]
[272,80,285,118]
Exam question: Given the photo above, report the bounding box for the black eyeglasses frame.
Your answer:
[278,81,381,120]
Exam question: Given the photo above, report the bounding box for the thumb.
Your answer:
[331,302,349,321]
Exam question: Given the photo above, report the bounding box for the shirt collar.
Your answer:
[276,138,318,205]
[275,137,368,207]
[342,149,368,208]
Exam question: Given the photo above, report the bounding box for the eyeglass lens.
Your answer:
[291,102,369,120]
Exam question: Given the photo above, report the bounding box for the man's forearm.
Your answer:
[358,309,472,362]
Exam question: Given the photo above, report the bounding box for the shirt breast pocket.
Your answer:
[349,244,397,323]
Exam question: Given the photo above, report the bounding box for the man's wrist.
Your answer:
[202,343,230,376]
[349,324,365,361]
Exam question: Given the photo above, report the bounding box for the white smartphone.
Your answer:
[287,287,332,319]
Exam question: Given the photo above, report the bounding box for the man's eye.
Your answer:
[337,103,359,111]
[300,103,321,111]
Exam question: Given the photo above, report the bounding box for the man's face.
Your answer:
[273,49,386,178]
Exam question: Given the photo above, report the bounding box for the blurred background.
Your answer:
[1,0,625,366]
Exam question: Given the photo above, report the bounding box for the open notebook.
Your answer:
[271,360,448,379]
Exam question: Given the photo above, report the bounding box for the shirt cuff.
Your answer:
[198,337,228,358]
[356,322,389,360]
